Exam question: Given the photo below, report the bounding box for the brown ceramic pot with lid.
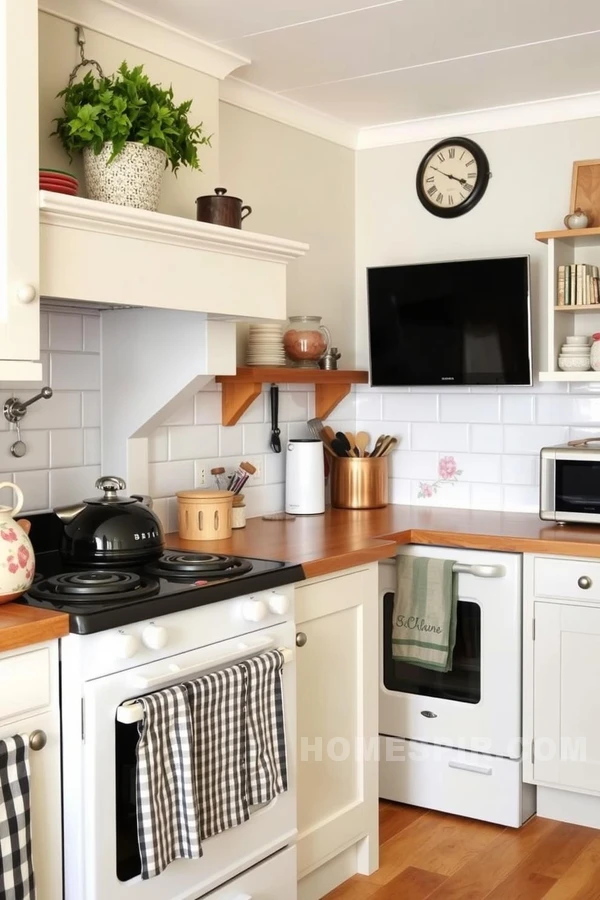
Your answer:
[195,188,252,229]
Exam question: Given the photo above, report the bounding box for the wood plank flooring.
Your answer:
[324,802,600,900]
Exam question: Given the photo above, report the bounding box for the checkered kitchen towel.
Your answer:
[243,650,288,806]
[135,685,201,880]
[0,735,36,900]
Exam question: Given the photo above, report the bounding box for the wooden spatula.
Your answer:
[355,432,370,457]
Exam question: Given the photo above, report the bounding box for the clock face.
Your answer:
[416,137,490,218]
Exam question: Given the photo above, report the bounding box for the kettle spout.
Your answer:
[131,494,153,510]
[54,503,86,524]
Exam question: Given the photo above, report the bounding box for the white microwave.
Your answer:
[540,439,600,524]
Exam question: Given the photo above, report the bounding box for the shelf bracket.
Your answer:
[315,382,351,420]
[221,381,262,426]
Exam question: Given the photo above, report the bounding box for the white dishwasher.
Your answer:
[378,544,536,827]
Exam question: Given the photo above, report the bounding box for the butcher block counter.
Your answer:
[0,604,68,654]
[166,504,600,578]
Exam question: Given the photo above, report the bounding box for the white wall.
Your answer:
[219,102,356,364]
[356,117,600,512]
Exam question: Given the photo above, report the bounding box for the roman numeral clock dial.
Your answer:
[416,137,491,218]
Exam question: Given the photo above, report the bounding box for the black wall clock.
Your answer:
[416,137,491,218]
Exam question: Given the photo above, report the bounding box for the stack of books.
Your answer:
[557,264,600,306]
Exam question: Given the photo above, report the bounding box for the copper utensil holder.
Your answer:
[330,456,388,509]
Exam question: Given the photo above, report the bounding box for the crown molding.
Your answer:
[220,77,359,149]
[38,0,248,80]
[357,91,600,149]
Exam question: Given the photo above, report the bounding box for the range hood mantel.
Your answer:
[39,191,308,320]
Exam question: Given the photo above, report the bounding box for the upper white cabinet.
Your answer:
[0,0,42,381]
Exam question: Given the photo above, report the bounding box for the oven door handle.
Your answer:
[116,636,293,723]
[451,563,505,578]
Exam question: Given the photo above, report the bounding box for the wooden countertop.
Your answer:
[0,604,69,654]
[166,505,600,578]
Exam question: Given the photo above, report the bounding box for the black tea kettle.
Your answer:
[55,476,165,566]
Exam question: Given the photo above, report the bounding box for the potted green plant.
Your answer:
[52,62,211,211]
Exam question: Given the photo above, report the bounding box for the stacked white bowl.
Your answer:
[246,323,286,366]
[558,335,591,372]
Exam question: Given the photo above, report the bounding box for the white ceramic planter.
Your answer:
[83,142,167,211]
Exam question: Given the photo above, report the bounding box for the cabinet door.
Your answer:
[295,565,378,880]
[0,0,41,376]
[534,601,600,793]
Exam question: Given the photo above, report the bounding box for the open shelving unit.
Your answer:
[215,367,369,425]
[536,227,600,381]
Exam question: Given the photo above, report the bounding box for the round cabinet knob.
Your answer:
[16,284,37,304]
[268,592,289,615]
[113,631,140,659]
[241,599,267,623]
[142,624,168,650]
[296,631,308,648]
[29,729,47,752]
[578,575,593,590]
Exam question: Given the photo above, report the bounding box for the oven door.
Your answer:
[379,546,522,759]
[76,621,296,900]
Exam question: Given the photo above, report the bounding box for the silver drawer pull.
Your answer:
[449,760,492,776]
[578,576,592,590]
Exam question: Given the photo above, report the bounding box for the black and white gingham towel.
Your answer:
[188,663,249,840]
[135,685,201,880]
[243,650,288,806]
[0,735,36,900]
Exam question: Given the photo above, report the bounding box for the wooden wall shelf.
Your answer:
[536,226,600,242]
[216,367,369,426]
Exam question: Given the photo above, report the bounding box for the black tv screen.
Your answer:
[367,256,532,386]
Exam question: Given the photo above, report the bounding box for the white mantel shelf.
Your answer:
[39,191,308,319]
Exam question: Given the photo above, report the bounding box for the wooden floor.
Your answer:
[324,802,600,900]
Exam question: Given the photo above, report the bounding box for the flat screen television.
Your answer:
[367,256,532,386]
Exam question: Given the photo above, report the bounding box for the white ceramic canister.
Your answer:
[591,333,600,371]
[0,482,35,603]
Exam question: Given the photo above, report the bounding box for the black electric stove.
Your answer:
[18,514,305,634]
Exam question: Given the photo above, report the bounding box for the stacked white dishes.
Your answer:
[246,323,286,366]
[558,335,591,372]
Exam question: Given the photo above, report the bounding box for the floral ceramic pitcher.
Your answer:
[0,482,34,604]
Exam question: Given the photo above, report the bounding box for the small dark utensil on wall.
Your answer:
[270,385,281,453]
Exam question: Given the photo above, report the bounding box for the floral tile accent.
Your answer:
[418,456,463,499]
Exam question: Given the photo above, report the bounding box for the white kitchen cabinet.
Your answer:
[533,601,600,793]
[0,0,42,381]
[295,563,378,900]
[0,641,62,898]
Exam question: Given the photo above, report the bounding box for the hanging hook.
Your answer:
[68,24,105,86]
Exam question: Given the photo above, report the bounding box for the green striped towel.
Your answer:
[392,556,457,672]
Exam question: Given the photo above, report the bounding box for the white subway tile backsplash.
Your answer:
[535,395,574,425]
[389,478,411,505]
[242,483,284,517]
[51,352,100,391]
[501,395,535,424]
[451,453,501,484]
[504,425,568,455]
[17,390,82,430]
[50,466,101,507]
[49,313,83,351]
[50,429,84,468]
[470,483,504,511]
[390,450,438,480]
[355,393,382,420]
[470,424,503,454]
[364,421,411,450]
[194,391,222,425]
[503,485,539,512]
[149,427,168,463]
[265,451,286,485]
[278,391,309,422]
[149,460,194,498]
[571,397,600,425]
[502,455,539,486]
[412,423,469,452]
[243,423,274,455]
[168,425,219,461]
[219,425,243,458]
[82,391,100,428]
[0,431,49,472]
[83,315,101,353]
[440,394,500,423]
[411,479,471,509]
[84,428,101,466]
[40,312,49,352]
[383,393,438,422]
[162,400,195,426]
[16,470,50,512]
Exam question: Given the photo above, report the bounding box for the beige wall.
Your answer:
[38,11,219,218]
[219,103,356,364]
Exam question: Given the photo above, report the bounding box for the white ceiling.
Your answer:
[118,0,600,130]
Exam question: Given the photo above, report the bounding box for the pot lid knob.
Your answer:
[214,187,227,196]
[95,475,126,500]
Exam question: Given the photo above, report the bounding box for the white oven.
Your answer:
[379,545,535,827]
[60,588,297,900]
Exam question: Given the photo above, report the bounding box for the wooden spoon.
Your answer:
[321,425,336,447]
[371,434,387,457]
[373,435,398,457]
[344,431,359,457]
[355,432,370,457]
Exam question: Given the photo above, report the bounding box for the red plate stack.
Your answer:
[39,168,79,196]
